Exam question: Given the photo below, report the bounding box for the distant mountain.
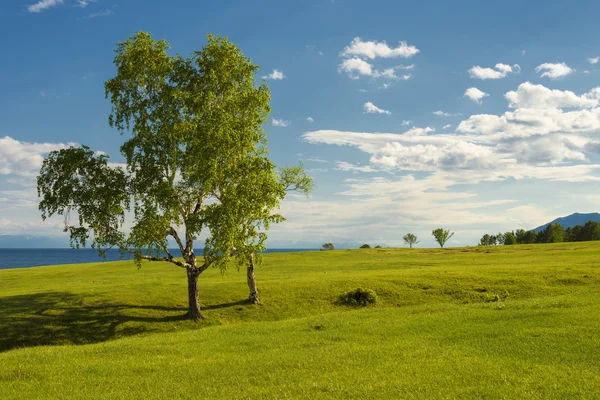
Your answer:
[0,235,69,248]
[534,213,600,232]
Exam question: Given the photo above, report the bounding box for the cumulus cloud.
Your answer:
[364,102,391,115]
[262,69,285,80]
[306,117,314,123]
[504,82,599,109]
[464,87,489,104]
[341,37,420,59]
[468,63,520,80]
[588,57,599,65]
[0,136,75,176]
[28,0,63,12]
[401,120,412,126]
[338,38,419,80]
[535,63,574,79]
[271,118,291,127]
[443,124,452,129]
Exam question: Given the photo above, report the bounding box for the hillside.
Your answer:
[1,243,599,399]
[534,212,600,232]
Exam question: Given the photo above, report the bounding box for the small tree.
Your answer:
[504,231,517,245]
[496,232,505,246]
[480,234,491,246]
[402,233,419,248]
[322,243,334,251]
[359,244,371,249]
[432,228,454,248]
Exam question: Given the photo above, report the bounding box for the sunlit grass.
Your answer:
[0,242,599,398]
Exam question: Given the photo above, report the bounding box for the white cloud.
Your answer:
[0,136,76,176]
[338,59,411,80]
[335,161,377,173]
[271,118,291,127]
[341,37,420,59]
[75,0,95,7]
[338,58,373,79]
[364,102,391,115]
[358,89,367,93]
[401,120,412,126]
[464,87,489,104]
[468,63,520,80]
[433,111,461,117]
[262,69,285,80]
[306,117,314,123]
[381,83,391,90]
[588,57,599,65]
[443,124,452,129]
[504,82,599,109]
[535,63,574,79]
[27,0,63,12]
[81,9,111,19]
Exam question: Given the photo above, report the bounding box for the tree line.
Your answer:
[479,220,600,246]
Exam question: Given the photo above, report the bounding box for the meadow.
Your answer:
[0,242,599,399]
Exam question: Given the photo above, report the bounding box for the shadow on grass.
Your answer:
[0,292,196,353]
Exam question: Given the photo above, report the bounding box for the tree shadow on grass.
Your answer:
[0,292,191,353]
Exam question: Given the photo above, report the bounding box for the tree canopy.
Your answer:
[402,233,419,248]
[432,228,454,248]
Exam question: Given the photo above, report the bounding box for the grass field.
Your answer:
[1,242,599,399]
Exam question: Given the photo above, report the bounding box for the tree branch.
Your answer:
[115,242,187,269]
[169,227,186,255]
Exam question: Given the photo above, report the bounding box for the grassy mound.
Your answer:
[1,242,599,398]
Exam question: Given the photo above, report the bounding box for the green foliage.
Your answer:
[359,244,371,249]
[322,243,334,251]
[503,232,517,245]
[403,233,419,248]
[479,234,491,246]
[339,288,377,306]
[37,31,311,281]
[538,223,565,244]
[432,228,454,248]
[374,245,382,249]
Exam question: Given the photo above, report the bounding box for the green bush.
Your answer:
[360,244,371,249]
[339,288,377,306]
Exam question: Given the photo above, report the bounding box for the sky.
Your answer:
[1,0,600,248]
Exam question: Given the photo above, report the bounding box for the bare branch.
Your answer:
[169,227,186,254]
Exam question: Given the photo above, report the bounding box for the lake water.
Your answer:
[0,248,314,270]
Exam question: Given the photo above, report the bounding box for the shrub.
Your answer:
[338,288,377,306]
[360,244,371,249]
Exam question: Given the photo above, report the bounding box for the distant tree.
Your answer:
[496,232,506,246]
[542,223,565,243]
[322,243,334,251]
[360,244,371,249]
[580,220,600,241]
[480,234,491,246]
[489,235,497,246]
[503,231,517,245]
[432,228,454,248]
[524,230,538,244]
[403,233,420,248]
[514,229,527,244]
[374,245,382,249]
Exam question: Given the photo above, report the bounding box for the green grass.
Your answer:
[1,242,599,399]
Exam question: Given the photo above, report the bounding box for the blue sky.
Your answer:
[1,0,600,248]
